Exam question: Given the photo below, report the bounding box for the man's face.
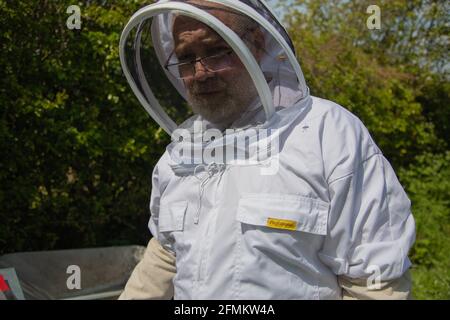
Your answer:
[172,3,263,126]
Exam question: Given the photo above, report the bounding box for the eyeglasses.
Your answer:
[164,49,235,80]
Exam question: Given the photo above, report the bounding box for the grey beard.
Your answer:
[187,76,259,128]
[190,94,241,127]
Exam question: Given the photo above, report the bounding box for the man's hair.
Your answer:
[173,0,264,55]
[177,0,260,38]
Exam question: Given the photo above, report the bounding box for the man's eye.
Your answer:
[208,47,230,56]
[177,54,195,62]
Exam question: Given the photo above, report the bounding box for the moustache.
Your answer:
[188,78,227,95]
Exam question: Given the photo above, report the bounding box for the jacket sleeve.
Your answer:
[119,237,176,300]
[315,105,416,298]
[318,152,416,297]
[119,157,177,300]
[338,269,413,300]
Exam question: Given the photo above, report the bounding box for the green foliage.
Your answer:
[0,0,167,254]
[285,0,448,167]
[399,152,450,299]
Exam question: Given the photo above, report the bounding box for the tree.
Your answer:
[283,0,448,167]
[0,0,167,254]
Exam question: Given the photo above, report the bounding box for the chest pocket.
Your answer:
[235,193,329,299]
[157,201,188,255]
[236,193,329,235]
[159,201,188,232]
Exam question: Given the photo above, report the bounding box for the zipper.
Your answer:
[194,163,226,285]
[194,174,210,224]
[193,163,225,224]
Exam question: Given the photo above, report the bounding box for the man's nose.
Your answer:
[192,61,213,81]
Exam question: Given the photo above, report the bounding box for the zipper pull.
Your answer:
[193,163,226,225]
[194,175,209,224]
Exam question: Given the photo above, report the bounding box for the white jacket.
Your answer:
[148,96,416,300]
[118,0,415,300]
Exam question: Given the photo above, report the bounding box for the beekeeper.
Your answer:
[118,0,415,300]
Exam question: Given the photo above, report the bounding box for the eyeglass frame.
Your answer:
[163,26,262,80]
[164,49,236,80]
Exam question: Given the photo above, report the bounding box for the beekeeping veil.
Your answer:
[119,0,311,168]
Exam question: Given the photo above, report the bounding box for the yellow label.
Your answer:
[266,218,297,231]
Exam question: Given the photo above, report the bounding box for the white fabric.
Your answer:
[148,97,416,299]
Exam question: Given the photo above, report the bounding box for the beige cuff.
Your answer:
[119,237,176,300]
[339,270,413,300]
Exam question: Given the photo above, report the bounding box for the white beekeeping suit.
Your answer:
[118,0,415,300]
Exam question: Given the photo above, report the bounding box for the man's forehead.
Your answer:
[172,1,240,39]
